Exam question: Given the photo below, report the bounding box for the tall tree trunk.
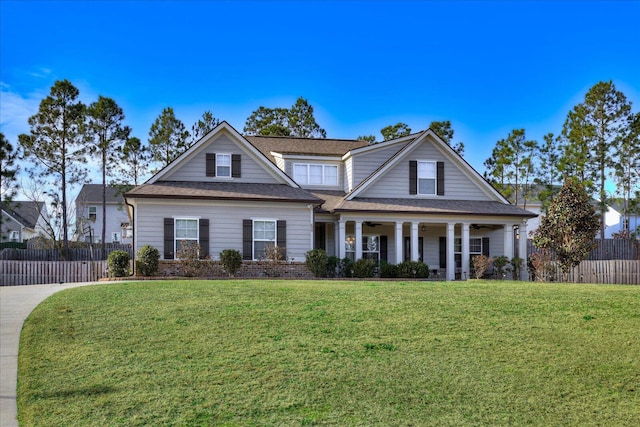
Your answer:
[102,148,107,260]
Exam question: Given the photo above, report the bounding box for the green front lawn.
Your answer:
[18,280,640,426]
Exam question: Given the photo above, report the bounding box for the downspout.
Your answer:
[124,197,135,277]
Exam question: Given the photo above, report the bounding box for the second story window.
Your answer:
[418,161,436,195]
[89,206,97,221]
[217,154,231,177]
[294,163,338,186]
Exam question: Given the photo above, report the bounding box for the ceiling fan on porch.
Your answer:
[364,221,383,227]
[471,224,493,230]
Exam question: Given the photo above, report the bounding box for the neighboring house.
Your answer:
[125,122,536,280]
[75,184,132,244]
[604,199,640,238]
[0,201,48,242]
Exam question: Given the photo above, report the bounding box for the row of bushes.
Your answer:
[305,249,430,279]
[471,255,524,279]
[107,245,245,278]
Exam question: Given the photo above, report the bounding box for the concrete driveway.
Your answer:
[0,282,109,427]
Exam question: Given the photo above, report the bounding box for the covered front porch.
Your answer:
[313,215,529,280]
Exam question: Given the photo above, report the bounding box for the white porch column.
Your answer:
[519,220,528,281]
[355,220,363,260]
[395,222,404,264]
[503,224,514,260]
[411,222,419,261]
[446,222,456,281]
[461,223,470,280]
[338,220,346,259]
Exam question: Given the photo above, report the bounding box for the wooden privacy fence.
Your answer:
[0,260,108,286]
[527,239,639,261]
[0,246,133,261]
[563,260,640,284]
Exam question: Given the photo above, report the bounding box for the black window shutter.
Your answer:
[437,161,445,195]
[206,153,216,177]
[277,220,286,248]
[439,236,446,268]
[232,154,241,178]
[482,237,490,257]
[409,161,417,195]
[164,218,174,260]
[243,220,253,260]
[199,219,209,259]
[419,236,424,262]
[380,235,388,262]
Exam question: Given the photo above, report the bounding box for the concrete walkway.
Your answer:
[0,282,108,427]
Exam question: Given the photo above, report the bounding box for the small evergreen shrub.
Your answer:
[397,261,430,278]
[493,256,510,279]
[220,249,242,277]
[326,256,340,277]
[353,258,376,278]
[305,249,328,278]
[510,257,524,280]
[340,257,354,278]
[136,244,160,276]
[379,260,398,278]
[107,250,130,277]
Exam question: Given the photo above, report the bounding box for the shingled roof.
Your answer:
[76,184,127,203]
[126,181,323,204]
[245,135,369,164]
[0,201,45,229]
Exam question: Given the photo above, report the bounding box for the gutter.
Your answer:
[124,197,135,277]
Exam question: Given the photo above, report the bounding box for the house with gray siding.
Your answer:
[0,201,48,242]
[125,122,536,279]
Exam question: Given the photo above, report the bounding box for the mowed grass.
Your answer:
[18,280,640,426]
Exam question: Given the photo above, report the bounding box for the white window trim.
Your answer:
[88,206,97,220]
[454,237,483,268]
[174,217,199,258]
[362,234,380,262]
[216,153,232,178]
[253,218,277,260]
[293,163,339,186]
[417,160,437,196]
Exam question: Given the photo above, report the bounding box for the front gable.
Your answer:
[348,130,507,203]
[149,122,298,187]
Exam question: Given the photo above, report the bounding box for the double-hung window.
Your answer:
[293,163,338,186]
[217,154,231,178]
[454,237,483,269]
[418,161,436,195]
[253,220,276,259]
[175,218,199,256]
[88,206,97,221]
[362,235,380,264]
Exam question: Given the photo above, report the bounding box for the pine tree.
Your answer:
[19,79,87,259]
[149,107,190,168]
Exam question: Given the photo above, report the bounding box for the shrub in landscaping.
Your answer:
[511,257,524,280]
[326,256,340,277]
[353,258,376,278]
[136,244,160,276]
[379,260,398,278]
[220,249,242,277]
[305,249,328,278]
[107,250,130,277]
[397,261,430,278]
[472,254,492,279]
[177,240,201,277]
[338,257,354,278]
[529,250,556,282]
[493,256,510,279]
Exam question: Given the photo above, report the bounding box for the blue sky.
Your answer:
[1,0,639,183]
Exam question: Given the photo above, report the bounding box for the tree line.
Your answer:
[482,81,639,239]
